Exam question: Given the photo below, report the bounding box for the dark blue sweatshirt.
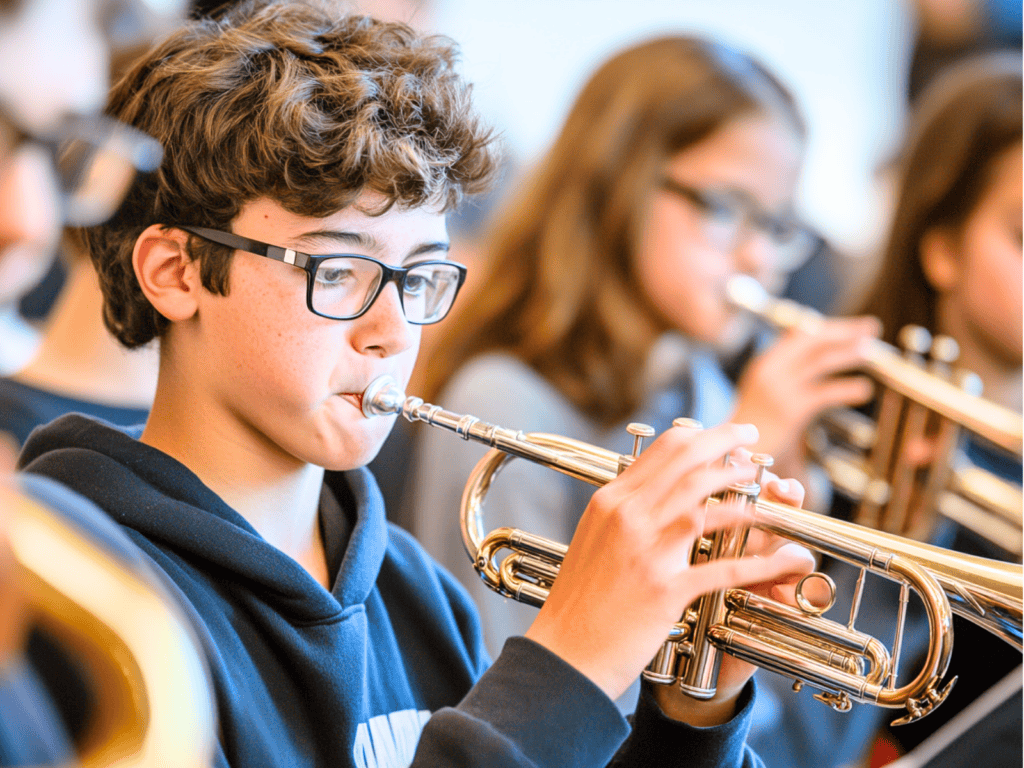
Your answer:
[20,414,765,768]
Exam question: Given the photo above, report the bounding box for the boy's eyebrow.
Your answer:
[408,241,451,260]
[292,230,378,251]
[292,230,450,260]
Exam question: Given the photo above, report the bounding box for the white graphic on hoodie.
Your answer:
[352,708,432,768]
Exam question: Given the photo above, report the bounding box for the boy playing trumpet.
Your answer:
[19,2,815,765]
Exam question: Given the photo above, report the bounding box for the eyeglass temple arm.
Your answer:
[177,225,311,269]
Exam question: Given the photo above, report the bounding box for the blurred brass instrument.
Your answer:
[4,481,215,767]
[361,376,1022,725]
[726,274,1023,556]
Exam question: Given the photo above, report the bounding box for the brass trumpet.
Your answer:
[725,275,1023,556]
[361,376,1022,726]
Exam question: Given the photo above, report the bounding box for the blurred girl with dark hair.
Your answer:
[750,51,1022,768]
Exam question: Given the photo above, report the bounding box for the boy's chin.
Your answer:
[315,419,396,472]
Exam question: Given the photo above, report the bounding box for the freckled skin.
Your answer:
[168,196,446,475]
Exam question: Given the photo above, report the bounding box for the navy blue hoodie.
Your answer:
[20,414,764,768]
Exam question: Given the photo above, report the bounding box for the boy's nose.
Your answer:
[351,281,417,358]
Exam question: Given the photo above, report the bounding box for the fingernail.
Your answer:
[774,479,790,493]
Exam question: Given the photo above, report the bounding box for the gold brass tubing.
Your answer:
[6,483,216,768]
[362,376,1024,722]
[725,275,1023,454]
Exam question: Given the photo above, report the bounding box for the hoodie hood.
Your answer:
[19,413,388,621]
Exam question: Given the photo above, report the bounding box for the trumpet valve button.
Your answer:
[955,369,983,397]
[930,335,959,366]
[672,417,703,431]
[626,422,655,457]
[898,325,932,357]
[751,453,774,487]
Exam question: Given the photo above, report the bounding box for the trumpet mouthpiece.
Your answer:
[361,375,406,418]
[726,274,823,330]
[725,274,771,316]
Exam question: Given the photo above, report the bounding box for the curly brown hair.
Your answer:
[87,0,497,347]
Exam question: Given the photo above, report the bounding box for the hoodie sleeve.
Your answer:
[413,637,630,767]
[413,637,763,768]
[609,678,763,768]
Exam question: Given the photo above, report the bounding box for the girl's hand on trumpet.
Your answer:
[730,315,880,493]
[524,421,817,728]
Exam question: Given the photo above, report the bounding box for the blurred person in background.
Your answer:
[0,30,179,452]
[401,34,880,710]
[0,0,183,762]
[0,228,158,451]
[861,51,1021,768]
[907,0,1020,104]
[748,51,1022,768]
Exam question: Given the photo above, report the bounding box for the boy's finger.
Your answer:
[759,476,805,508]
[682,546,811,601]
[620,421,759,489]
[616,424,760,515]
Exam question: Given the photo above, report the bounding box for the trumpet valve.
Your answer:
[626,422,655,457]
[618,422,655,474]
[929,335,959,369]
[898,325,932,359]
[751,453,774,489]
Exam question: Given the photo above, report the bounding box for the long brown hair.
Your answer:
[424,35,803,426]
[861,53,1022,343]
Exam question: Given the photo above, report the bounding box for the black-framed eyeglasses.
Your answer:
[0,107,163,227]
[179,226,467,325]
[660,178,823,272]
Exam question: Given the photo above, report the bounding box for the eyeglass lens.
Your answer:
[312,258,462,323]
[697,193,817,272]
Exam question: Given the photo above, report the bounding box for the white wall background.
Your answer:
[364,0,919,260]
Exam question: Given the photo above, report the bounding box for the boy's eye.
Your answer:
[403,272,429,296]
[315,262,357,289]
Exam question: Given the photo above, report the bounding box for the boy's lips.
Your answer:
[337,392,363,411]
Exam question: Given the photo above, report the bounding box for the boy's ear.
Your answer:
[133,225,201,322]
[919,226,960,293]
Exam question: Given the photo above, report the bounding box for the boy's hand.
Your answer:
[731,316,880,485]
[650,470,817,725]
[524,421,813,722]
